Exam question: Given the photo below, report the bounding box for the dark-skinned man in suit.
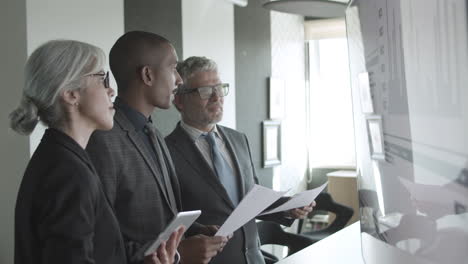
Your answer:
[87,32,228,264]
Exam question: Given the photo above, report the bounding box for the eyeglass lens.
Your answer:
[104,72,110,88]
[198,85,228,99]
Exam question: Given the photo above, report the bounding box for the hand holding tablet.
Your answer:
[144,227,184,264]
[144,210,202,257]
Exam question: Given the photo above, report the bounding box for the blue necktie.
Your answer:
[205,132,239,205]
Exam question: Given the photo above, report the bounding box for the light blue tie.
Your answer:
[205,132,239,205]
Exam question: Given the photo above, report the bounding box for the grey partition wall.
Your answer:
[235,1,274,188]
[0,1,30,263]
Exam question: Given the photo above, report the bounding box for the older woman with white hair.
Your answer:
[10,39,183,264]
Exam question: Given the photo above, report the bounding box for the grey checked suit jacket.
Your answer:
[87,107,181,264]
[166,123,293,264]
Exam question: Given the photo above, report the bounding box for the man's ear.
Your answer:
[140,66,153,86]
[61,89,80,107]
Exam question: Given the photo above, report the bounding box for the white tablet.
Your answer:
[144,210,201,256]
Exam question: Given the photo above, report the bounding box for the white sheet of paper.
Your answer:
[260,181,328,216]
[215,184,287,237]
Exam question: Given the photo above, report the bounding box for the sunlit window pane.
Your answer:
[308,38,356,167]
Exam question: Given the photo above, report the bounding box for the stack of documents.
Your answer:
[216,182,328,236]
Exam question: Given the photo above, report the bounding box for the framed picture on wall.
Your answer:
[269,77,285,119]
[262,120,281,167]
[366,115,385,160]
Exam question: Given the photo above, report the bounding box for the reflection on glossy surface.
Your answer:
[346,0,468,263]
[358,169,468,263]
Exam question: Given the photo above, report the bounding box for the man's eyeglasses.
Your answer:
[174,83,229,100]
[87,71,110,89]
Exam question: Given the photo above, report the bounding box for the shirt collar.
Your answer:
[180,120,219,142]
[115,97,149,131]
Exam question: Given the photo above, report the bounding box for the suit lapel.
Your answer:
[114,109,178,215]
[153,129,179,211]
[170,125,236,209]
[158,135,183,211]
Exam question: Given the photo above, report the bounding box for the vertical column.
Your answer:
[0,1,29,263]
[235,1,273,187]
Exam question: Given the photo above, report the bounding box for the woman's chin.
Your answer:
[96,120,114,131]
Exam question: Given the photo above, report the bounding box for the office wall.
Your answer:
[270,11,308,193]
[125,0,183,57]
[0,1,124,262]
[235,1,273,187]
[0,1,28,262]
[182,0,236,130]
[27,0,124,151]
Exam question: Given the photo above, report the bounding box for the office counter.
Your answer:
[277,222,365,264]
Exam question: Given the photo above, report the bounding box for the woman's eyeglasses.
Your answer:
[87,71,110,88]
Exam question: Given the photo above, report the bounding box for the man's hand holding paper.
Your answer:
[285,200,317,219]
[215,185,288,237]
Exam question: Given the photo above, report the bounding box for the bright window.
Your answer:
[307,37,356,168]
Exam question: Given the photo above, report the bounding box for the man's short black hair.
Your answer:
[109,31,170,93]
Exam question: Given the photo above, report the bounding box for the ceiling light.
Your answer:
[263,0,347,18]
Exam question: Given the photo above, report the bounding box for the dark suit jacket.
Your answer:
[15,128,126,264]
[87,106,182,264]
[166,123,293,264]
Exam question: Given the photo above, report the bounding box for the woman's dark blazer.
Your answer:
[14,128,126,264]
